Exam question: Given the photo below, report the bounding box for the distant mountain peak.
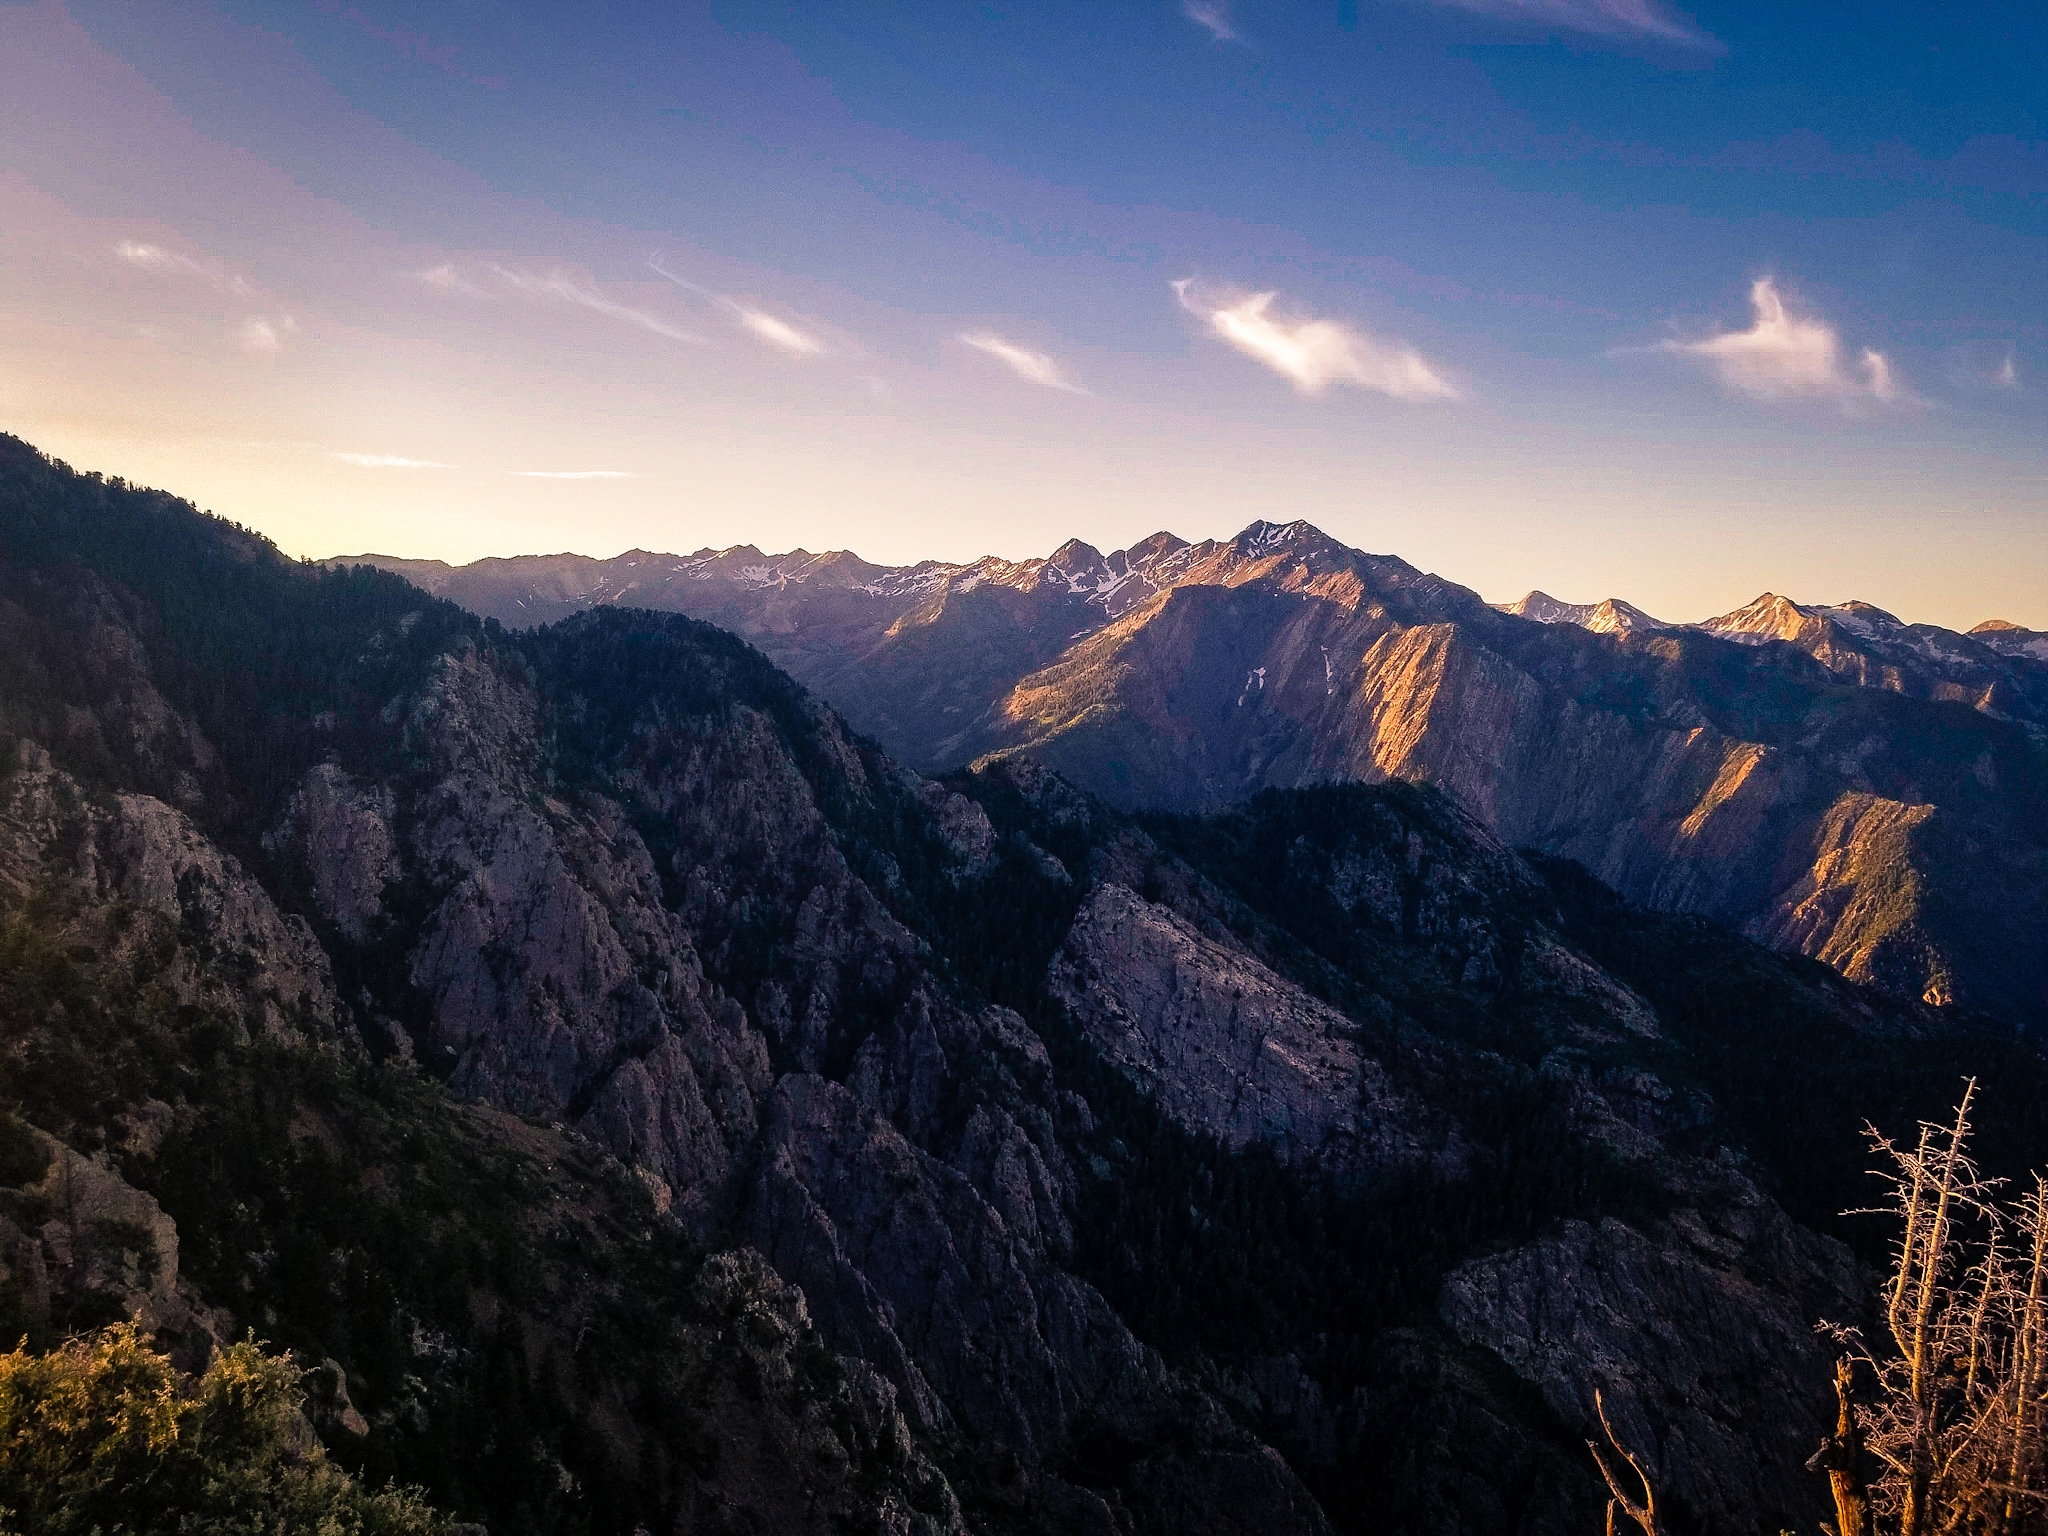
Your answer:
[1231,518,1329,558]
[1698,592,1823,645]
[1498,590,1669,634]
[1970,619,2048,661]
[1047,537,1106,571]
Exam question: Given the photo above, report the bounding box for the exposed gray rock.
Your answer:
[1047,881,1418,1172]
[0,741,343,1038]
[280,764,397,939]
[1441,1207,1859,1533]
[918,777,997,875]
[0,1127,225,1358]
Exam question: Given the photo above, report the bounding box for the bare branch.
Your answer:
[1587,1389,1658,1536]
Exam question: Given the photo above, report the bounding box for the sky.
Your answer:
[0,0,2043,629]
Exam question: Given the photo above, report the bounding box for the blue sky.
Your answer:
[1,0,2042,626]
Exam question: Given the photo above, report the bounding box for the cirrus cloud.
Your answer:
[1417,0,1716,48]
[1659,277,1901,406]
[118,240,210,281]
[959,331,1087,393]
[736,307,825,357]
[332,452,452,468]
[1173,279,1458,402]
[116,238,254,298]
[1182,1,1241,42]
[419,261,705,345]
[487,265,703,345]
[238,316,288,354]
[646,258,827,357]
[118,237,292,354]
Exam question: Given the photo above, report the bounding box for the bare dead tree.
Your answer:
[1587,1085,2048,1536]
[1823,1082,2048,1536]
[1808,1355,1871,1536]
[1587,1388,1659,1536]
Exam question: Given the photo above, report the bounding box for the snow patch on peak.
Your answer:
[1499,591,1668,634]
[1812,601,1907,640]
[1972,622,2048,662]
[1233,519,1325,556]
[1697,593,1819,645]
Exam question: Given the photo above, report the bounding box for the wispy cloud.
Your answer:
[116,238,256,298]
[1421,0,1716,48]
[420,261,701,343]
[416,262,486,297]
[118,237,291,354]
[1182,1,1241,42]
[737,308,825,357]
[959,331,1087,393]
[487,265,703,345]
[118,240,209,280]
[238,316,288,354]
[513,469,641,479]
[1996,351,2020,389]
[332,452,452,468]
[1172,279,1458,401]
[646,258,826,357]
[1659,277,1901,406]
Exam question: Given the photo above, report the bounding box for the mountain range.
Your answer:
[9,430,2048,1534]
[345,525,2048,1028]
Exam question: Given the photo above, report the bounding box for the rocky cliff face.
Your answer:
[337,522,2048,1027]
[1047,882,1422,1175]
[9,435,2048,1536]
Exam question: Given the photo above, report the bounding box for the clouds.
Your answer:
[417,262,485,297]
[736,308,825,357]
[116,236,292,354]
[332,452,451,468]
[647,259,826,358]
[326,452,636,477]
[1182,1,1240,42]
[1183,0,1712,48]
[1660,277,1901,406]
[418,260,705,344]
[1419,0,1716,47]
[402,247,1954,430]
[239,316,288,354]
[959,332,1087,393]
[118,240,213,282]
[1173,279,1458,402]
[485,264,703,345]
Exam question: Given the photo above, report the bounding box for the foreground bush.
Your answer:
[0,1322,449,1535]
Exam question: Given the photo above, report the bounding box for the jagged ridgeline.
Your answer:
[345,521,2048,1030]
[3,429,2048,1536]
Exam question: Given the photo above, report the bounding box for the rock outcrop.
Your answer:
[1048,882,1411,1173]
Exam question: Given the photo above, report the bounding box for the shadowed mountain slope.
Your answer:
[342,524,2048,1026]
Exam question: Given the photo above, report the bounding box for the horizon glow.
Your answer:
[0,0,2041,629]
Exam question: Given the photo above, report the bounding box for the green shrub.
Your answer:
[0,1322,449,1535]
